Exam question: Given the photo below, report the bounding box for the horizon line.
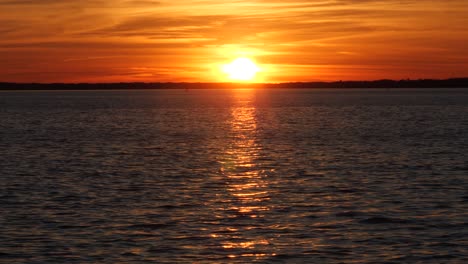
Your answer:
[1,77,468,85]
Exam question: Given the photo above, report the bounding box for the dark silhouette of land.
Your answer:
[1,78,468,90]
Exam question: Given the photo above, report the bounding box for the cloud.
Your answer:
[1,0,467,82]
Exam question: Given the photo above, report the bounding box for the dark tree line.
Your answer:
[1,78,468,90]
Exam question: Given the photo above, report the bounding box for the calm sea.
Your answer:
[1,88,467,263]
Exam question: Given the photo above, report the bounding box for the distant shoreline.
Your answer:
[1,78,468,90]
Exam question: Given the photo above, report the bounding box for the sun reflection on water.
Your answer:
[214,90,275,260]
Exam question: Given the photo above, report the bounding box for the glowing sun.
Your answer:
[222,57,260,81]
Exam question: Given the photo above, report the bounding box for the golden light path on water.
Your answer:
[214,89,276,260]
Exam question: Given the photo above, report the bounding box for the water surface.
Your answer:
[1,88,467,263]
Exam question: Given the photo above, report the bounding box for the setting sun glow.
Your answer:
[222,58,260,82]
[0,1,467,83]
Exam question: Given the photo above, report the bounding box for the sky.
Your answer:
[1,0,467,83]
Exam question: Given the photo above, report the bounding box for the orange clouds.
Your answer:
[0,0,467,82]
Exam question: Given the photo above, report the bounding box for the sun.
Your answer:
[222,57,260,82]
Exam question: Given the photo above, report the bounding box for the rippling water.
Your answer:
[1,88,468,263]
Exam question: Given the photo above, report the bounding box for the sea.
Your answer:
[1,88,467,263]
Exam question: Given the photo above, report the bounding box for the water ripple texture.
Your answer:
[1,88,468,263]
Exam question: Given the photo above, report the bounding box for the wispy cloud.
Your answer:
[1,0,467,82]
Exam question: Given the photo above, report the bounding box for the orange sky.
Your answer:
[1,0,467,83]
